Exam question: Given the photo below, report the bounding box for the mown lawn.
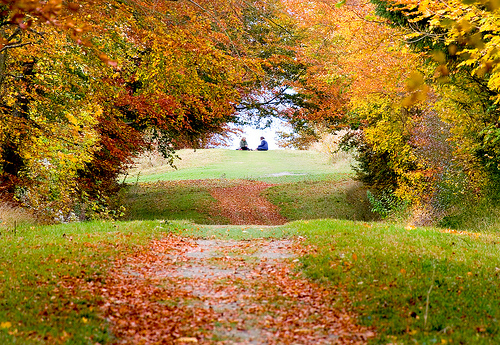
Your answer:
[4,148,500,344]
[3,219,500,344]
[124,149,354,184]
[265,179,377,222]
[0,221,167,345]
[0,221,288,344]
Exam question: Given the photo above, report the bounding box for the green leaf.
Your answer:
[335,0,346,8]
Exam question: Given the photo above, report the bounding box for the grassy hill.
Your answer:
[123,148,354,184]
[119,149,376,223]
[3,148,500,345]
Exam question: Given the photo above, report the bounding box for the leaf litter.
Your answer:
[98,234,375,344]
[91,180,375,343]
[208,180,287,225]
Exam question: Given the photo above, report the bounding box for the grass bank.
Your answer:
[120,148,363,224]
[3,217,500,344]
[0,220,168,344]
[119,180,231,224]
[285,219,500,344]
[265,179,377,222]
[119,178,377,224]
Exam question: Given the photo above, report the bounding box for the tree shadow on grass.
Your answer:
[119,180,231,224]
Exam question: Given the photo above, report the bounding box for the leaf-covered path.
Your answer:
[98,235,375,344]
[209,181,287,226]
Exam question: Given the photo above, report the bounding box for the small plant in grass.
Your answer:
[366,189,408,220]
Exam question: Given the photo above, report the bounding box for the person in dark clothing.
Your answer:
[256,136,268,151]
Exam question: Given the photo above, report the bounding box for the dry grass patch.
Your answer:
[0,200,36,230]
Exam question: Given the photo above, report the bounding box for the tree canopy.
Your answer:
[2,0,500,225]
[0,0,319,220]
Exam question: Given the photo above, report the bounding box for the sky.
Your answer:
[226,118,291,150]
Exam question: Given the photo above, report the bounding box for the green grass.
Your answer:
[120,180,231,224]
[6,147,500,344]
[120,178,376,224]
[0,220,170,345]
[265,179,377,222]
[124,149,354,183]
[120,149,359,224]
[0,220,290,345]
[170,222,289,240]
[284,219,500,344]
[4,218,500,344]
[439,198,500,232]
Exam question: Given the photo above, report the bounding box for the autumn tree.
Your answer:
[0,5,105,218]
[366,0,500,222]
[0,0,336,221]
[271,1,466,223]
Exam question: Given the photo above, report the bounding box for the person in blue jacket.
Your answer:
[256,136,268,151]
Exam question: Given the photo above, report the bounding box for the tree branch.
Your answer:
[7,27,22,42]
[0,42,33,53]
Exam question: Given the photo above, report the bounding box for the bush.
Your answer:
[366,189,408,220]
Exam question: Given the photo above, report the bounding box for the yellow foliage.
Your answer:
[353,95,421,184]
[387,0,500,102]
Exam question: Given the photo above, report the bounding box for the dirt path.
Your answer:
[99,235,374,344]
[209,181,287,226]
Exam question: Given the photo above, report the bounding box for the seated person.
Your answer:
[256,136,268,151]
[239,137,250,150]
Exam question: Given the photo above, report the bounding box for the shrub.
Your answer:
[366,189,408,220]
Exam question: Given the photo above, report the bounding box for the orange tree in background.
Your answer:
[281,0,444,222]
[274,0,490,225]
[279,0,500,225]
[268,0,402,148]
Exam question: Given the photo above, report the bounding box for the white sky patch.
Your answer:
[226,118,292,150]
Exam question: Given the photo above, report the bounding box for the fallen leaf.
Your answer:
[176,337,198,343]
[0,322,11,329]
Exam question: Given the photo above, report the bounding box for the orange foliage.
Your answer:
[284,0,418,105]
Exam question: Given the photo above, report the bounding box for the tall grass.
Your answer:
[0,201,36,232]
[439,197,500,232]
